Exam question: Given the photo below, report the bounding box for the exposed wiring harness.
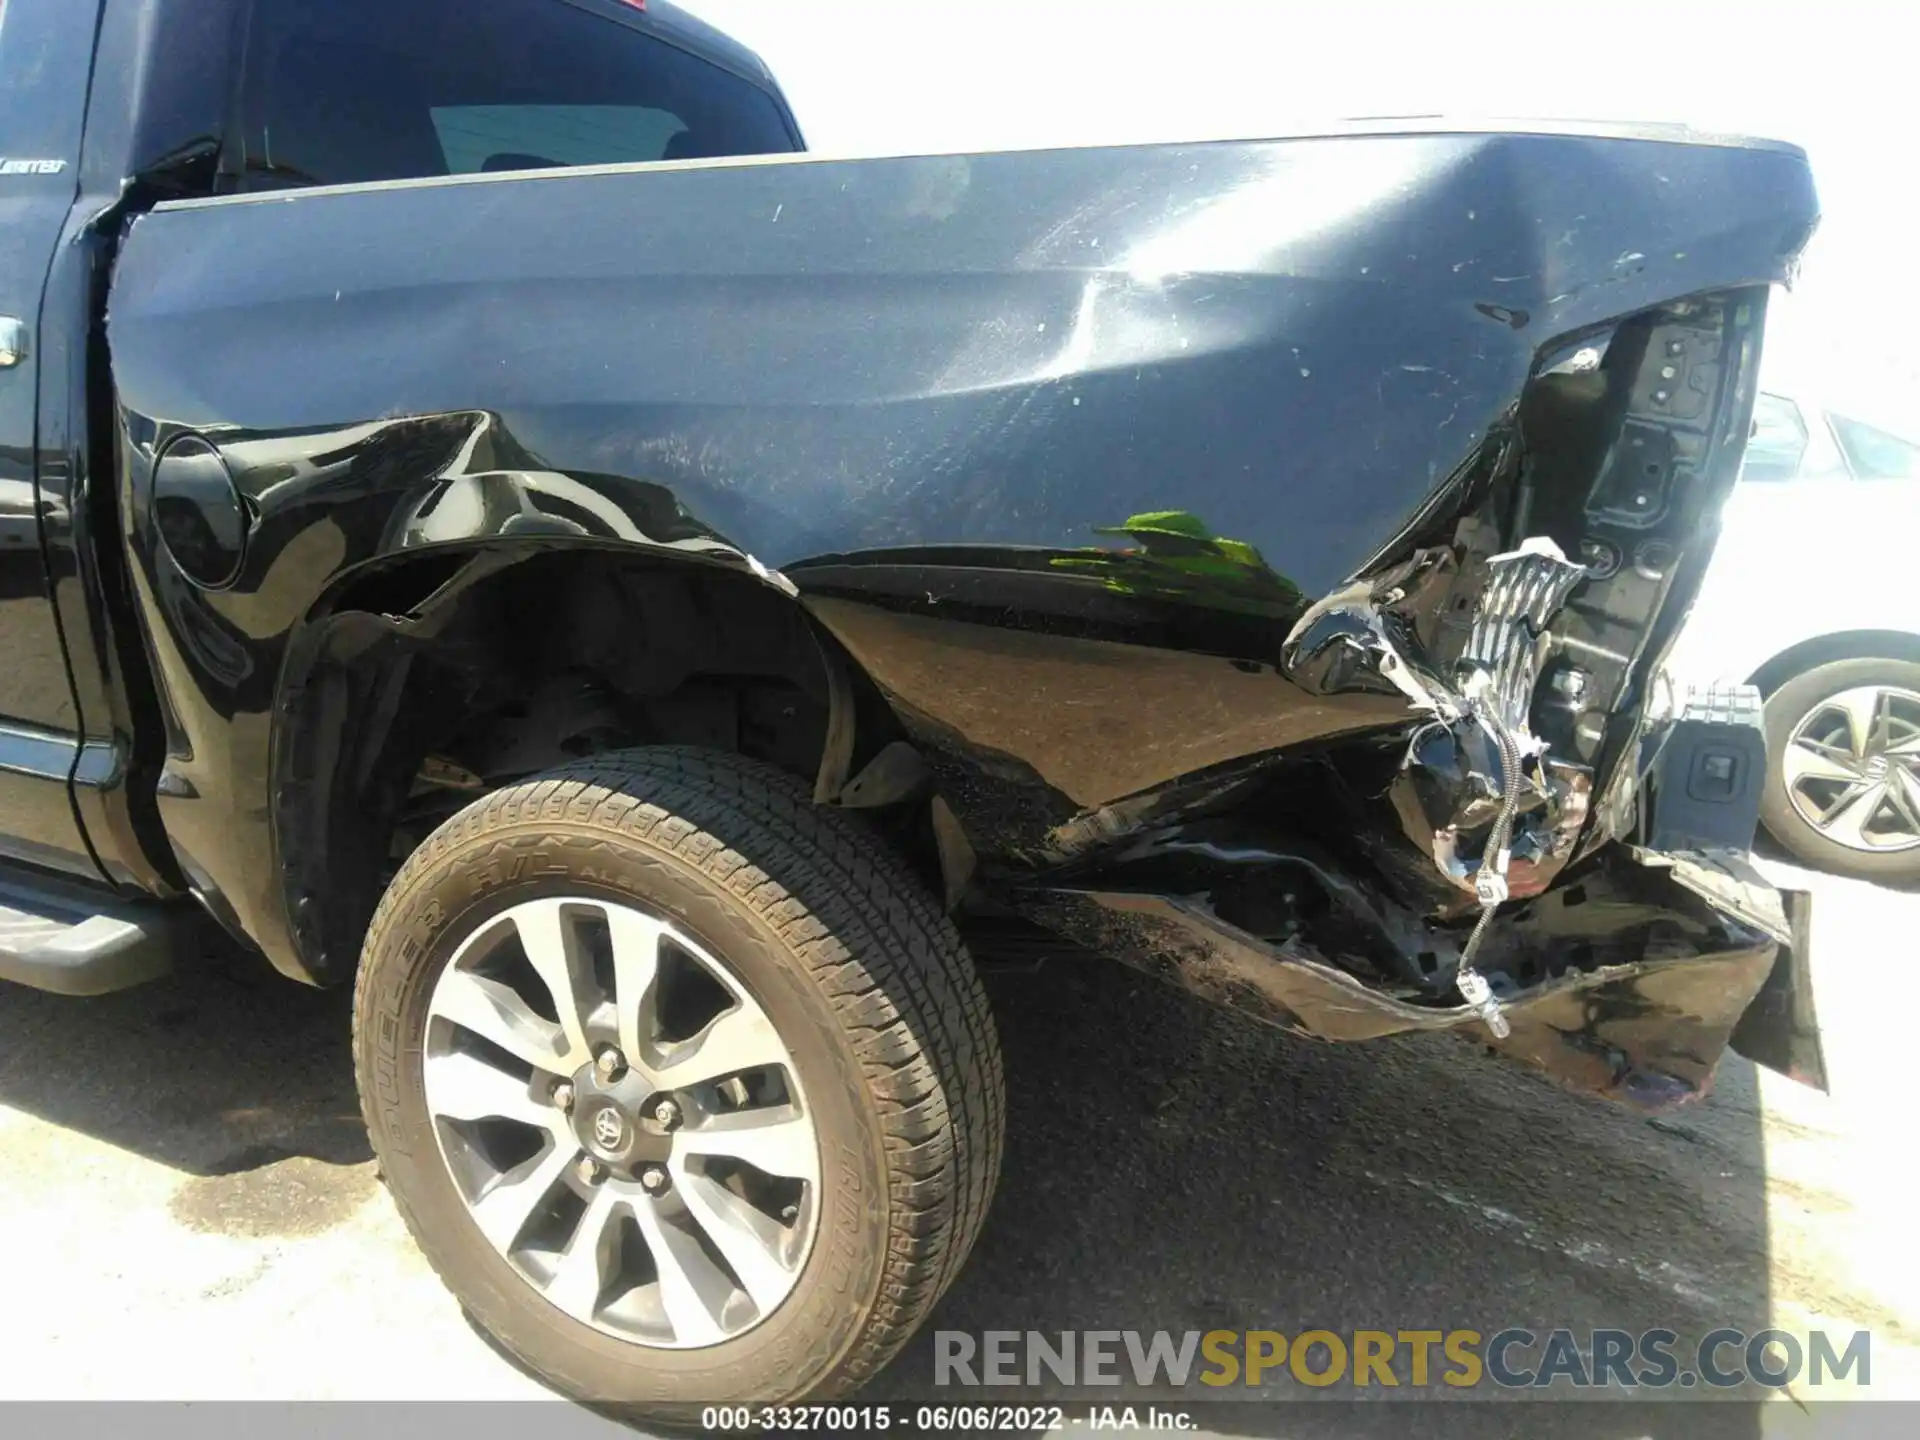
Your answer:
[1452,669,1521,1038]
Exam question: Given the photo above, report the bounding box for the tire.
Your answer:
[1759,656,1920,885]
[353,747,1004,1415]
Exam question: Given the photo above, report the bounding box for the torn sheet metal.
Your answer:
[1463,537,1590,742]
[1284,535,1593,912]
[1026,846,1782,1111]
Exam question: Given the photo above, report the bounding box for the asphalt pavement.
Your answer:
[1,860,1914,1436]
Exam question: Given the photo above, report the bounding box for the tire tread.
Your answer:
[352,746,1004,1399]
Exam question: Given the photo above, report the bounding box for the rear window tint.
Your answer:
[430,105,690,173]
[237,0,794,191]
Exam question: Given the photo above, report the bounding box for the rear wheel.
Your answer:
[1759,656,1920,885]
[353,748,1003,1414]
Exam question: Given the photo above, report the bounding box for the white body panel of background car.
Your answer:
[1666,400,1920,690]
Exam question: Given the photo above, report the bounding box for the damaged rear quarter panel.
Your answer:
[104,127,1817,1101]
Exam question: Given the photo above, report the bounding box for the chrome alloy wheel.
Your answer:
[421,897,820,1349]
[1781,684,1920,853]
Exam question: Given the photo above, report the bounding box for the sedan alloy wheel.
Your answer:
[1780,684,1920,853]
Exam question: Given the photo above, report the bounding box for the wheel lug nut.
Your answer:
[652,1097,682,1130]
[551,1081,574,1113]
[639,1164,670,1195]
[575,1156,606,1186]
[594,1046,626,1082]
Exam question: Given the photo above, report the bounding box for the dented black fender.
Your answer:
[105,125,1818,1103]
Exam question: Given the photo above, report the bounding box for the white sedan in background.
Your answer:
[1667,392,1920,885]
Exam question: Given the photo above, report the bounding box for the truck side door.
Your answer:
[0,0,111,880]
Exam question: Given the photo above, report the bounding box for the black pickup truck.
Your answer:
[1,0,1824,1414]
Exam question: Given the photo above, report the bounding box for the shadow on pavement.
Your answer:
[0,953,369,1176]
[0,940,1780,1436]
[866,957,1779,1438]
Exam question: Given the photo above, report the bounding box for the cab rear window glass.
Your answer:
[236,0,794,191]
[430,106,689,174]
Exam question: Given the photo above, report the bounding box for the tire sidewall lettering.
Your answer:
[361,818,891,1404]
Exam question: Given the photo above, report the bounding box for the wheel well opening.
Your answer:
[274,548,918,983]
[1748,629,1920,698]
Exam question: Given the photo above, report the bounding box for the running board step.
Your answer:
[0,868,177,996]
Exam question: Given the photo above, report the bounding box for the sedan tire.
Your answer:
[1759,656,1920,885]
[353,747,1004,1415]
